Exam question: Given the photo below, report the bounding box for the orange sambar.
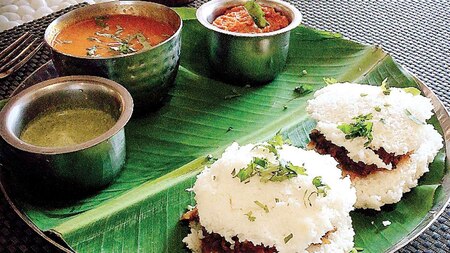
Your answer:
[53,15,176,57]
[212,6,289,33]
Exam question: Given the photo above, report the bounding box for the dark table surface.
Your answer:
[0,0,449,252]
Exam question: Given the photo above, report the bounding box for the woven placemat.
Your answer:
[0,1,449,252]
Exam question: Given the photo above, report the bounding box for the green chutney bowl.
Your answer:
[0,76,133,196]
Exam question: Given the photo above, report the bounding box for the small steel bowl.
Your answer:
[44,1,182,112]
[197,0,302,84]
[0,76,133,196]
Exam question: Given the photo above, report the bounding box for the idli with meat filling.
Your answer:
[307,82,443,210]
[182,135,357,253]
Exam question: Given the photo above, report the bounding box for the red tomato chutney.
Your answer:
[53,15,176,57]
[212,6,289,33]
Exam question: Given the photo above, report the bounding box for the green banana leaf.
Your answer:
[3,7,447,253]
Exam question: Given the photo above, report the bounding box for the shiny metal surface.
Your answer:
[44,1,182,111]
[0,76,133,195]
[196,0,302,84]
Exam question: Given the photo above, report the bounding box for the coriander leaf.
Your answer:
[87,37,102,43]
[374,106,381,112]
[360,93,368,97]
[380,78,391,95]
[337,113,374,146]
[403,87,421,96]
[268,131,284,147]
[136,33,151,49]
[235,162,255,182]
[323,77,338,85]
[286,162,307,176]
[86,45,98,56]
[405,109,425,125]
[284,233,293,244]
[312,176,331,197]
[254,200,269,213]
[245,211,256,221]
[94,15,108,28]
[244,0,269,28]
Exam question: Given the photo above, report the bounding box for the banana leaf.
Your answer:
[2,7,448,253]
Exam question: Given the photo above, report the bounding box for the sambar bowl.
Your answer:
[0,76,133,195]
[197,0,302,84]
[44,1,182,112]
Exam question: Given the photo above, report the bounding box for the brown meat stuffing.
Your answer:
[181,208,334,253]
[181,208,276,253]
[309,129,409,178]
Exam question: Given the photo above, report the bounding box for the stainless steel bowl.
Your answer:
[197,0,302,84]
[0,76,133,195]
[44,1,182,112]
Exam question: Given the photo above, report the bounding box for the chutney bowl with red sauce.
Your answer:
[44,1,182,112]
[197,0,302,84]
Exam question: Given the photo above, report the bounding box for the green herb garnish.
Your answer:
[403,87,421,96]
[337,113,374,147]
[284,233,293,244]
[86,45,98,56]
[136,33,151,49]
[244,0,269,28]
[374,106,381,112]
[94,15,108,28]
[349,247,364,253]
[234,133,307,183]
[381,78,391,95]
[360,93,368,97]
[245,211,256,222]
[312,176,330,197]
[302,69,308,75]
[254,200,269,213]
[323,77,338,85]
[110,42,136,55]
[405,109,425,125]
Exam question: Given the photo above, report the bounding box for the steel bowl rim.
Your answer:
[196,0,302,38]
[44,1,183,60]
[0,75,134,155]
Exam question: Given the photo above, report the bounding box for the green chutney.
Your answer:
[20,108,116,147]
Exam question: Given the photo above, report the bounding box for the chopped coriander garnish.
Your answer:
[360,93,368,97]
[294,84,314,96]
[284,233,293,244]
[405,109,425,125]
[136,33,151,49]
[302,69,308,75]
[323,77,338,85]
[374,106,381,112]
[87,37,101,43]
[380,118,386,124]
[384,103,391,107]
[245,211,256,222]
[312,176,330,197]
[86,45,98,56]
[275,198,280,203]
[403,87,421,96]
[380,78,391,95]
[337,113,374,147]
[234,133,307,183]
[94,15,108,28]
[254,200,269,213]
[349,247,364,253]
[244,0,269,28]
